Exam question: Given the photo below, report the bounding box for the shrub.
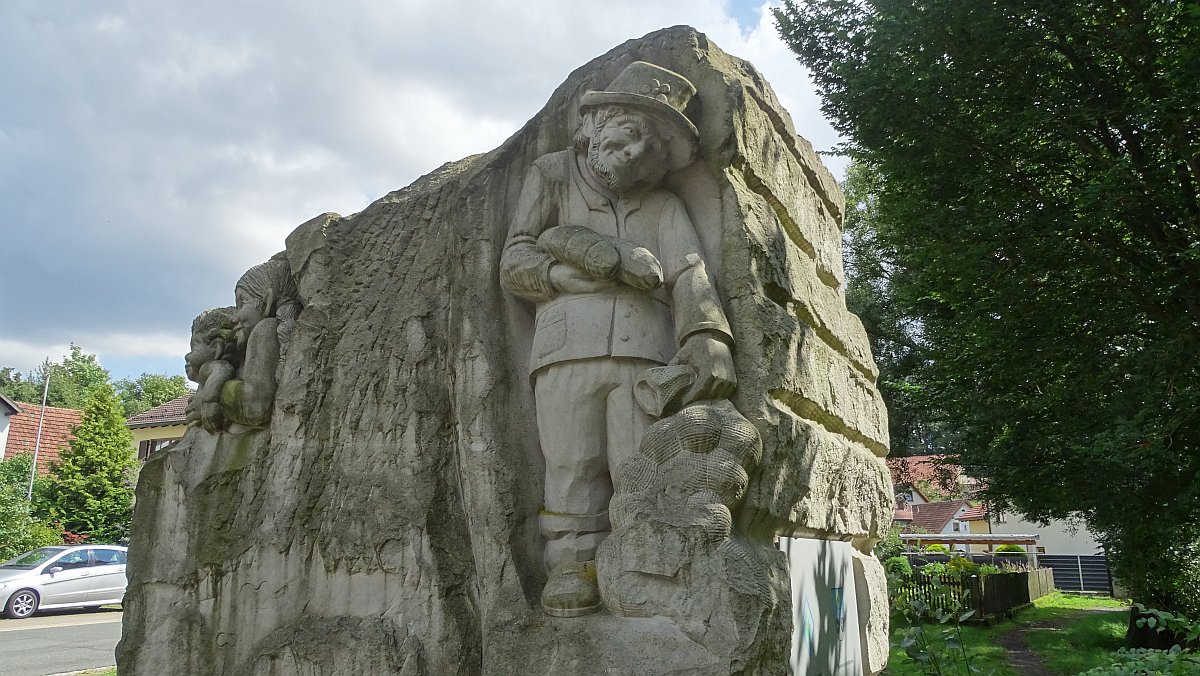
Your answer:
[995,544,1026,553]
[920,561,951,577]
[885,556,913,579]
[947,556,980,576]
[1077,647,1200,675]
[924,543,950,553]
[874,523,905,560]
[0,485,63,561]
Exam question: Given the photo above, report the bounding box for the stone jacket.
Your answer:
[500,150,731,374]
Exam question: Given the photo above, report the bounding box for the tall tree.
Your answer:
[777,1,1200,613]
[42,383,137,543]
[115,373,189,417]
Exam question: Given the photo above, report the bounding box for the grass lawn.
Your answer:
[885,592,1128,675]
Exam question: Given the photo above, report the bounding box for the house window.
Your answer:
[137,438,175,461]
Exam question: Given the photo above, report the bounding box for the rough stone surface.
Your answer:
[118,26,893,675]
[852,545,891,675]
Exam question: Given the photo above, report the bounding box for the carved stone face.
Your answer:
[184,335,215,382]
[234,287,267,340]
[588,112,668,192]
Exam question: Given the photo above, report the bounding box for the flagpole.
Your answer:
[27,370,51,502]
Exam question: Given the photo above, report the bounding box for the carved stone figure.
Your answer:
[219,258,301,430]
[500,61,736,617]
[119,28,895,676]
[183,306,237,433]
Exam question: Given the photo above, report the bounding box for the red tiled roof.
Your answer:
[905,499,970,534]
[126,394,192,428]
[887,455,961,493]
[4,402,83,475]
[959,505,989,521]
[894,504,914,521]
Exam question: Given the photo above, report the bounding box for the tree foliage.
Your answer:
[1,345,188,417]
[115,372,189,417]
[777,0,1200,611]
[42,383,137,543]
[0,344,110,409]
[843,160,949,455]
[0,455,62,561]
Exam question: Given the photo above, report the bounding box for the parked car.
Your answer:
[0,545,128,619]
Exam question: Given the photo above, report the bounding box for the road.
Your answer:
[0,608,121,675]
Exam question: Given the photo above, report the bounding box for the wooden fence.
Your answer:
[896,569,1055,623]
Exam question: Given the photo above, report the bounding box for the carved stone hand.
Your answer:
[549,263,618,294]
[670,332,736,404]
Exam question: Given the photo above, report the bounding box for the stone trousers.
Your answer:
[534,357,657,570]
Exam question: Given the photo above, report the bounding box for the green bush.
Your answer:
[874,523,905,561]
[923,543,950,554]
[885,556,913,579]
[1077,647,1200,675]
[0,485,63,561]
[995,544,1026,553]
[920,561,951,577]
[947,556,980,576]
[978,564,1005,575]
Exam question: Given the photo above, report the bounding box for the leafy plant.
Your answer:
[1134,604,1200,648]
[891,576,990,675]
[923,544,949,554]
[1077,647,1200,675]
[886,556,914,580]
[875,522,906,560]
[946,557,979,577]
[994,544,1025,554]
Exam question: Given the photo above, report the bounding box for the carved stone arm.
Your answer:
[220,318,281,429]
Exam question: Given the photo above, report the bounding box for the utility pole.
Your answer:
[26,370,51,502]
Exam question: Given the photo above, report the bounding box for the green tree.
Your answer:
[0,344,111,409]
[776,0,1200,613]
[0,455,62,560]
[42,383,137,543]
[115,372,189,417]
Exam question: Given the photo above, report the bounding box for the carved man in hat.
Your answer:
[501,61,735,617]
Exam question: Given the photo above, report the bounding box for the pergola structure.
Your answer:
[900,533,1041,565]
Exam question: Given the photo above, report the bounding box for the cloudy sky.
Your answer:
[0,0,844,384]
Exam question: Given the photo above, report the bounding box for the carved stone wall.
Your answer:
[118,26,892,675]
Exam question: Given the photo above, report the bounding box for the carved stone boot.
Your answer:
[541,560,601,618]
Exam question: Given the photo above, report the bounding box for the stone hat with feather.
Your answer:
[580,61,700,170]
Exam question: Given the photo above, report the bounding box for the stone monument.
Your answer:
[117,26,893,676]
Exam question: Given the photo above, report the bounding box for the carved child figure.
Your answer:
[217,258,301,430]
[500,62,735,617]
[183,307,238,433]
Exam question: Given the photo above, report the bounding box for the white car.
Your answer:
[0,545,128,618]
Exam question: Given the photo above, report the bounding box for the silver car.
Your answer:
[0,545,128,619]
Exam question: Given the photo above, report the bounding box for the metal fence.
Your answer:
[1037,555,1112,593]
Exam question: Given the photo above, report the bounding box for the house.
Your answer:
[0,393,19,453]
[126,394,191,460]
[893,498,974,552]
[888,454,977,500]
[888,454,1101,555]
[0,398,84,474]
